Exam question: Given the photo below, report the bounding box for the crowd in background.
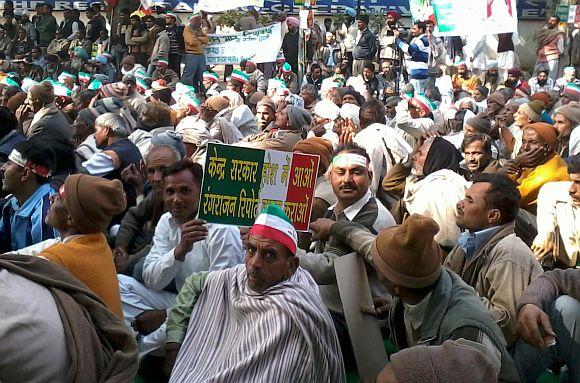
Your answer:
[0,3,579,383]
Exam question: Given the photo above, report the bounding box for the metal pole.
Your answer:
[357,0,361,16]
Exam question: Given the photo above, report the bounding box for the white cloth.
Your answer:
[82,152,116,176]
[404,169,469,248]
[142,212,244,292]
[533,181,580,266]
[117,274,177,358]
[169,265,346,383]
[570,126,580,156]
[435,75,454,105]
[354,123,413,194]
[508,123,523,159]
[0,269,69,382]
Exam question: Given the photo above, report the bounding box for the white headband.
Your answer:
[331,153,368,168]
[8,149,52,178]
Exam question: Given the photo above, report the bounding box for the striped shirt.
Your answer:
[0,183,57,252]
[397,34,430,80]
[167,265,346,383]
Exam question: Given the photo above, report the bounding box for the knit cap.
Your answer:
[371,214,442,288]
[249,204,298,255]
[519,100,545,123]
[205,95,230,112]
[63,174,127,233]
[525,122,558,147]
[555,101,580,125]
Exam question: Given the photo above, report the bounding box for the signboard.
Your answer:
[412,0,517,36]
[204,24,282,65]
[569,5,580,24]
[196,0,263,13]
[556,4,569,21]
[516,0,549,19]
[199,143,319,231]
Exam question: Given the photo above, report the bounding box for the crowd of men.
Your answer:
[0,3,579,383]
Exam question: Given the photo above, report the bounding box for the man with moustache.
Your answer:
[461,134,503,180]
[164,204,345,382]
[445,173,542,346]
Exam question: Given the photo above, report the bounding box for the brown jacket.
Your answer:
[183,26,208,55]
[240,129,303,152]
[444,224,543,346]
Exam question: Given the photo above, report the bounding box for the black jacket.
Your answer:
[353,28,377,60]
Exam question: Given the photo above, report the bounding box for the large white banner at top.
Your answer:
[410,0,518,36]
[196,0,264,13]
[204,23,282,65]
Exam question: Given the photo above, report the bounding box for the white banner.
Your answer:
[410,0,517,37]
[196,0,264,13]
[204,24,282,66]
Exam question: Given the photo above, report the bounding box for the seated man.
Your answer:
[508,122,570,213]
[241,105,309,152]
[532,155,580,268]
[83,112,143,214]
[331,214,520,381]
[452,61,482,94]
[461,133,503,180]
[382,137,468,249]
[445,173,543,346]
[39,174,126,317]
[114,144,182,275]
[513,269,580,382]
[528,69,554,94]
[255,96,276,132]
[164,205,345,382]
[0,141,57,252]
[0,254,138,382]
[298,144,395,367]
[118,160,244,356]
[151,59,179,89]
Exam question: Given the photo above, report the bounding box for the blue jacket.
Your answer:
[0,183,57,252]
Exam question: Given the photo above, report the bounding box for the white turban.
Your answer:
[314,99,340,121]
[339,103,360,126]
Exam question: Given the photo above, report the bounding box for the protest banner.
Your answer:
[410,0,517,36]
[199,143,319,231]
[204,24,282,66]
[197,0,264,12]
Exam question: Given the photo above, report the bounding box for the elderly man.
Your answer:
[0,141,57,252]
[514,268,580,382]
[195,95,242,144]
[553,102,580,157]
[508,122,570,213]
[164,204,345,382]
[118,160,244,357]
[241,104,309,151]
[332,214,520,381]
[83,113,143,213]
[202,70,222,97]
[445,174,543,346]
[16,81,71,140]
[114,144,182,275]
[382,137,468,249]
[480,62,502,94]
[37,175,127,318]
[532,155,580,268]
[244,60,267,93]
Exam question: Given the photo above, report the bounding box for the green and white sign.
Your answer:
[199,143,320,231]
